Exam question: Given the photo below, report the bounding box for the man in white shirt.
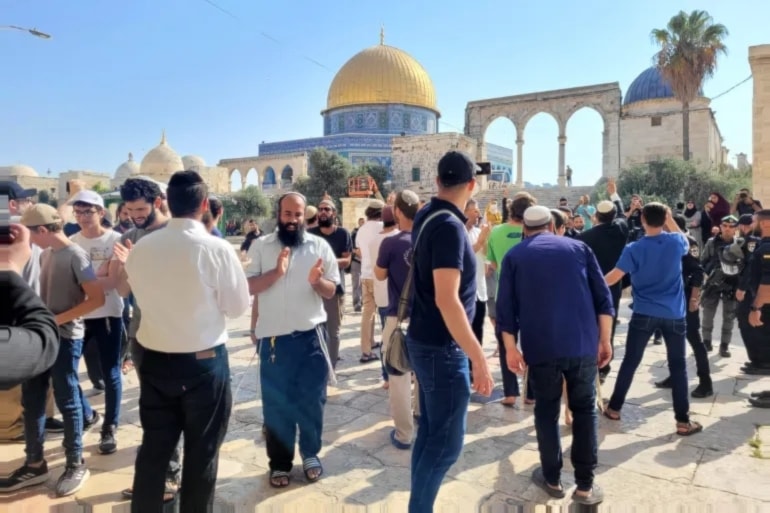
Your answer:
[369,206,399,385]
[68,190,124,455]
[122,171,250,512]
[464,199,490,382]
[355,200,384,363]
[246,191,339,489]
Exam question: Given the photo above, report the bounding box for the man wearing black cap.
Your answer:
[406,151,494,513]
[700,215,747,357]
[737,213,756,238]
[737,209,770,375]
[497,205,613,506]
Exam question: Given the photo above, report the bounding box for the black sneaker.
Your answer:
[691,384,714,398]
[84,411,100,430]
[719,344,731,358]
[98,425,117,455]
[45,417,65,433]
[55,462,89,497]
[0,461,49,492]
[704,340,713,352]
[654,377,672,389]
[92,380,105,391]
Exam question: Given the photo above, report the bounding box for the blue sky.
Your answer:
[1,0,765,187]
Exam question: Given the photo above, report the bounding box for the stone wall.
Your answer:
[619,97,725,169]
[339,197,376,231]
[390,132,478,195]
[750,45,770,203]
[11,176,59,199]
[58,171,111,202]
[218,153,309,194]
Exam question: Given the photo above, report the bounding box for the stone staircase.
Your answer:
[475,185,595,210]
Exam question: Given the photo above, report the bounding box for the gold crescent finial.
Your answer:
[128,152,133,161]
[380,25,385,45]
[160,129,167,145]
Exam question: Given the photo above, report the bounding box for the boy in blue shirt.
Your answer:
[604,203,703,436]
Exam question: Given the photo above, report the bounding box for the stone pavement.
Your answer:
[1,292,769,513]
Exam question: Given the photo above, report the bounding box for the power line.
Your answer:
[711,75,752,100]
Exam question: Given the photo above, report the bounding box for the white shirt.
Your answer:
[70,230,124,319]
[125,218,250,353]
[467,226,489,302]
[355,220,383,279]
[246,231,340,338]
[370,228,399,307]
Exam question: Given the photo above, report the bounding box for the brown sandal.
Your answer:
[603,408,621,421]
[676,421,703,436]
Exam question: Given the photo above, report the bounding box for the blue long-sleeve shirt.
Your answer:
[496,232,615,366]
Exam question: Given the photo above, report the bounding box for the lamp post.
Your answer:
[1,25,52,39]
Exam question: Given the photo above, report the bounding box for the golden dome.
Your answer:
[325,42,438,114]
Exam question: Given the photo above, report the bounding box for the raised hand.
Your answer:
[606,177,617,196]
[112,239,133,264]
[276,247,290,277]
[308,258,324,285]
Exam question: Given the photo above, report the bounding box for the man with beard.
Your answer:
[246,192,339,488]
[308,197,352,367]
[113,202,134,234]
[112,178,179,503]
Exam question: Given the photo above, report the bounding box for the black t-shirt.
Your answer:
[309,226,352,295]
[737,200,762,217]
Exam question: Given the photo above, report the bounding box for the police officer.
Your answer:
[735,209,770,375]
[700,215,748,357]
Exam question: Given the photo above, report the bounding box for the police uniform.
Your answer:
[737,236,770,374]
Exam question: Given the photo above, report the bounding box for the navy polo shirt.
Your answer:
[407,197,477,346]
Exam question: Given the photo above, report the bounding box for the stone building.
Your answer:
[749,45,770,202]
[620,67,728,168]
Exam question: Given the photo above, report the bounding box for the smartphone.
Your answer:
[0,194,11,244]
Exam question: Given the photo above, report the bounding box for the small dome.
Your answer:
[139,131,184,182]
[624,67,703,105]
[114,152,140,180]
[326,38,438,114]
[0,164,39,177]
[182,155,206,169]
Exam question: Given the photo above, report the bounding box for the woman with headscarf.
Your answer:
[707,192,731,228]
[701,201,715,241]
[684,200,703,249]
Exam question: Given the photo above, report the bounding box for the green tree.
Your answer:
[652,10,728,161]
[36,189,57,207]
[591,159,752,208]
[91,181,110,194]
[222,185,272,222]
[293,148,354,207]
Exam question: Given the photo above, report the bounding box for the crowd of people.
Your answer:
[1,152,768,512]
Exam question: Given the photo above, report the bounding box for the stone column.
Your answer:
[749,45,770,203]
[557,134,567,187]
[604,115,621,178]
[515,137,524,187]
[241,174,247,191]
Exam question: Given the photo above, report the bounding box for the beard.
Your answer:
[277,219,305,247]
[318,216,334,228]
[133,206,157,230]
[119,219,134,229]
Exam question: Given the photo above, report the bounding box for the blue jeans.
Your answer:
[84,317,124,428]
[22,337,93,466]
[609,314,690,423]
[529,356,598,491]
[406,337,470,513]
[260,327,329,472]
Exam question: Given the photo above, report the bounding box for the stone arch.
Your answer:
[465,82,621,186]
[281,165,293,188]
[482,116,518,185]
[229,168,243,192]
[262,167,277,189]
[565,106,606,185]
[244,167,259,188]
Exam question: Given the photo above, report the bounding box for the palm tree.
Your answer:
[652,10,728,161]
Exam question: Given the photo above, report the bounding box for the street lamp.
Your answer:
[1,25,52,39]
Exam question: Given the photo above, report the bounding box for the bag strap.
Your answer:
[396,209,455,323]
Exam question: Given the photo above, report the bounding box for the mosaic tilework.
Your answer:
[323,104,438,136]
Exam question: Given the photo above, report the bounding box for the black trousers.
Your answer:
[469,300,486,377]
[737,301,770,365]
[131,343,231,513]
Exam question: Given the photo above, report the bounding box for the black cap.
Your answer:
[0,180,37,200]
[738,213,754,226]
[437,151,480,187]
